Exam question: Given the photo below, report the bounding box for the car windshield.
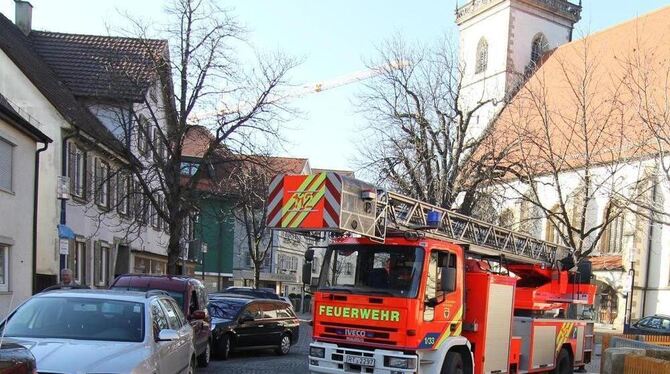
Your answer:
[208,300,245,319]
[318,245,424,298]
[2,297,144,342]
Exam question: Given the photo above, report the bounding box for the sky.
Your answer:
[1,0,669,172]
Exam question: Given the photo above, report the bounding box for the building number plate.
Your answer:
[345,355,375,367]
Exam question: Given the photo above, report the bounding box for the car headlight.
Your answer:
[385,356,416,369]
[309,346,325,358]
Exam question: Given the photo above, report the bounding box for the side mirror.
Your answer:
[191,310,206,320]
[158,329,179,341]
[441,267,457,293]
[302,262,313,285]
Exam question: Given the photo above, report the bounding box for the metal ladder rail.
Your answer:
[375,191,572,265]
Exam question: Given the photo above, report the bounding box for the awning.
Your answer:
[57,224,75,239]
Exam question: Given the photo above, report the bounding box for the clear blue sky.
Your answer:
[1,0,668,171]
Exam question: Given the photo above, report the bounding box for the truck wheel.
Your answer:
[442,352,465,374]
[554,348,573,374]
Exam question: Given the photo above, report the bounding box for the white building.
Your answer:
[0,94,51,315]
[457,0,670,327]
[0,2,185,292]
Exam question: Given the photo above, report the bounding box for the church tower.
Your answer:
[456,0,582,130]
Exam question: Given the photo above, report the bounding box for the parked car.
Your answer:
[626,314,670,335]
[208,296,300,360]
[0,341,36,373]
[224,286,281,300]
[110,274,212,367]
[0,289,195,373]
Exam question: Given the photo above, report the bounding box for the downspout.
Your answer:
[641,180,658,316]
[32,141,49,294]
[59,132,77,272]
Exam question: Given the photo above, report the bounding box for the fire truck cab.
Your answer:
[267,172,596,374]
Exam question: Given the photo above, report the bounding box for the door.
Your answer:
[423,249,462,336]
[160,298,191,373]
[235,302,264,347]
[151,300,180,374]
[258,302,282,345]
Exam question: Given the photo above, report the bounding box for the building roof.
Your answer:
[312,168,355,178]
[488,6,670,174]
[29,31,168,101]
[0,13,127,157]
[589,255,624,271]
[0,93,51,143]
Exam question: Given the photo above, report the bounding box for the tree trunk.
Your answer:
[254,259,261,289]
[167,220,182,275]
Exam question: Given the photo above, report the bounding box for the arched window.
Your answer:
[545,204,564,244]
[530,33,549,65]
[475,38,488,74]
[600,200,625,254]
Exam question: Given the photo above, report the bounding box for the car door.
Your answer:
[235,302,263,347]
[195,284,210,351]
[159,298,192,373]
[259,302,282,345]
[151,300,181,374]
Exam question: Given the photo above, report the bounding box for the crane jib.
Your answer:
[266,173,573,266]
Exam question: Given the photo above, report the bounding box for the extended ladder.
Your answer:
[266,172,572,266]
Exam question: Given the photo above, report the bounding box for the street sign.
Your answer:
[59,238,69,255]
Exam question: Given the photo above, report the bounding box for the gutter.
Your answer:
[31,141,49,294]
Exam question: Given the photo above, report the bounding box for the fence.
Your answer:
[601,334,670,373]
[623,355,670,373]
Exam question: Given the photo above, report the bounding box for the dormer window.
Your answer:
[475,37,488,74]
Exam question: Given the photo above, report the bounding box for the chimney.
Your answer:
[14,0,33,35]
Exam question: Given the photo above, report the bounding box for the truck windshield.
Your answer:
[318,245,424,298]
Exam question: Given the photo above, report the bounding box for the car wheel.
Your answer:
[554,348,573,374]
[276,334,291,355]
[216,334,232,360]
[441,351,464,374]
[197,340,211,367]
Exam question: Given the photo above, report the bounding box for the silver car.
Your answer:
[0,289,195,373]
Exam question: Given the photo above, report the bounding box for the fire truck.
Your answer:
[267,172,596,374]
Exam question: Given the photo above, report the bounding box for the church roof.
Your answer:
[487,6,670,174]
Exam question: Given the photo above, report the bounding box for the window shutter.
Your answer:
[67,142,76,191]
[94,241,101,286]
[0,139,12,191]
[109,169,117,209]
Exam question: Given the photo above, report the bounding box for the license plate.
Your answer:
[345,355,375,367]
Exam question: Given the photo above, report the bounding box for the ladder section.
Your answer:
[266,172,572,265]
[378,191,571,264]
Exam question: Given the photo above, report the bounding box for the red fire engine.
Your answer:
[267,172,596,374]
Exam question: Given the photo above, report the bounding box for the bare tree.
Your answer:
[356,35,512,215]
[490,38,652,260]
[93,0,297,274]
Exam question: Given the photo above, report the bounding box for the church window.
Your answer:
[530,33,549,66]
[600,199,625,254]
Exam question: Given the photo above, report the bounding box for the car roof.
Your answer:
[34,289,156,303]
[111,274,203,291]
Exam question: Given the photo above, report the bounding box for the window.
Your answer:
[475,37,488,74]
[150,199,159,229]
[94,158,110,208]
[180,161,199,176]
[0,245,8,292]
[600,200,625,254]
[156,195,163,230]
[0,137,14,192]
[94,242,109,287]
[137,115,148,155]
[66,141,86,198]
[530,33,549,66]
[133,256,166,275]
[68,240,87,285]
[424,250,456,321]
[116,172,130,216]
[159,298,183,330]
[151,300,169,339]
[545,204,565,244]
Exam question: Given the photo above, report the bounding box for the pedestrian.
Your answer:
[59,268,79,288]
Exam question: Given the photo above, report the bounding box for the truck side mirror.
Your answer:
[302,262,313,285]
[441,267,456,293]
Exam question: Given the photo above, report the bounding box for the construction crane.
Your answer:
[192,60,407,121]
